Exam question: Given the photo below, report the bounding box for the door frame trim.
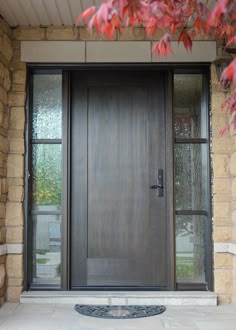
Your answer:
[165,70,175,290]
[62,71,71,290]
[25,64,212,292]
[69,68,174,290]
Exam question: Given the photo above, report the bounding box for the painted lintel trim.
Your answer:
[21,40,217,63]
[0,244,23,255]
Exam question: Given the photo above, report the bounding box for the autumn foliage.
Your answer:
[77,0,236,133]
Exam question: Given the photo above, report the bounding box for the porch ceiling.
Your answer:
[0,0,216,28]
[0,0,102,27]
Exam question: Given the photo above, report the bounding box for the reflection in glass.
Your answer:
[174,74,206,138]
[32,144,62,207]
[175,144,207,210]
[32,75,62,139]
[32,215,61,286]
[176,215,206,283]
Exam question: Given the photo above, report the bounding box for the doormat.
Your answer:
[75,305,166,319]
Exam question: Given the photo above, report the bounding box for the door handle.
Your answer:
[150,184,163,189]
[150,169,164,197]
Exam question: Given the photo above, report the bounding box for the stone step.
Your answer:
[20,291,217,306]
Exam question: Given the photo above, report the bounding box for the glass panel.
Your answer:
[174,74,206,138]
[32,74,62,139]
[175,144,208,210]
[32,215,61,286]
[32,144,62,207]
[176,215,206,283]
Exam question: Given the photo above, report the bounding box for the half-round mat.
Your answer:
[75,304,166,319]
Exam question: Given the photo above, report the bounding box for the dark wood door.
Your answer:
[70,70,168,288]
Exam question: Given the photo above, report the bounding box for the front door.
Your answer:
[70,70,170,289]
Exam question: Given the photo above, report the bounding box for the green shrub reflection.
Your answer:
[32,144,61,206]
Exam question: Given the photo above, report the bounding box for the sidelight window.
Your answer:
[174,73,211,287]
[30,73,62,287]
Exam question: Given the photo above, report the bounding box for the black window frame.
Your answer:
[24,64,213,291]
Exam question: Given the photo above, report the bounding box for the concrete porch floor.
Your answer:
[0,303,236,330]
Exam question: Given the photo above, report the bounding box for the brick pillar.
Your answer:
[0,18,13,305]
[211,64,234,304]
[6,37,26,301]
[230,121,236,303]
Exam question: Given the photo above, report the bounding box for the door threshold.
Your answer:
[20,291,217,306]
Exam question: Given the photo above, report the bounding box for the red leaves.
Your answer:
[220,59,236,90]
[77,0,235,45]
[194,17,203,34]
[76,1,121,38]
[75,6,96,26]
[220,60,236,135]
[76,0,236,133]
[75,1,235,68]
[207,0,228,28]
[152,33,174,57]
[77,0,217,53]
[226,36,236,47]
[178,29,192,52]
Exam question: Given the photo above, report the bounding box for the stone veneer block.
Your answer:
[13,70,26,85]
[0,85,7,105]
[7,155,24,178]
[6,202,23,226]
[8,186,24,202]
[213,178,231,194]
[0,202,6,218]
[214,270,232,294]
[0,136,8,153]
[86,42,151,62]
[7,278,23,286]
[214,253,232,268]
[21,41,85,63]
[7,286,22,302]
[1,34,13,62]
[8,92,25,107]
[0,245,7,256]
[8,130,24,139]
[212,137,231,153]
[7,243,23,254]
[118,28,145,41]
[7,178,23,186]
[213,202,231,219]
[79,27,117,41]
[152,41,216,62]
[15,27,45,41]
[212,154,230,177]
[6,254,23,278]
[0,264,5,288]
[6,226,23,244]
[214,243,232,253]
[10,107,25,130]
[0,18,13,39]
[9,138,24,154]
[46,27,78,40]
[230,152,236,176]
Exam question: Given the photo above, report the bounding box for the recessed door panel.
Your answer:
[71,71,168,288]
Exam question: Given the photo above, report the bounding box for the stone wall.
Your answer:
[0,18,26,305]
[6,35,25,302]
[0,18,13,305]
[0,25,233,303]
[211,63,236,304]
